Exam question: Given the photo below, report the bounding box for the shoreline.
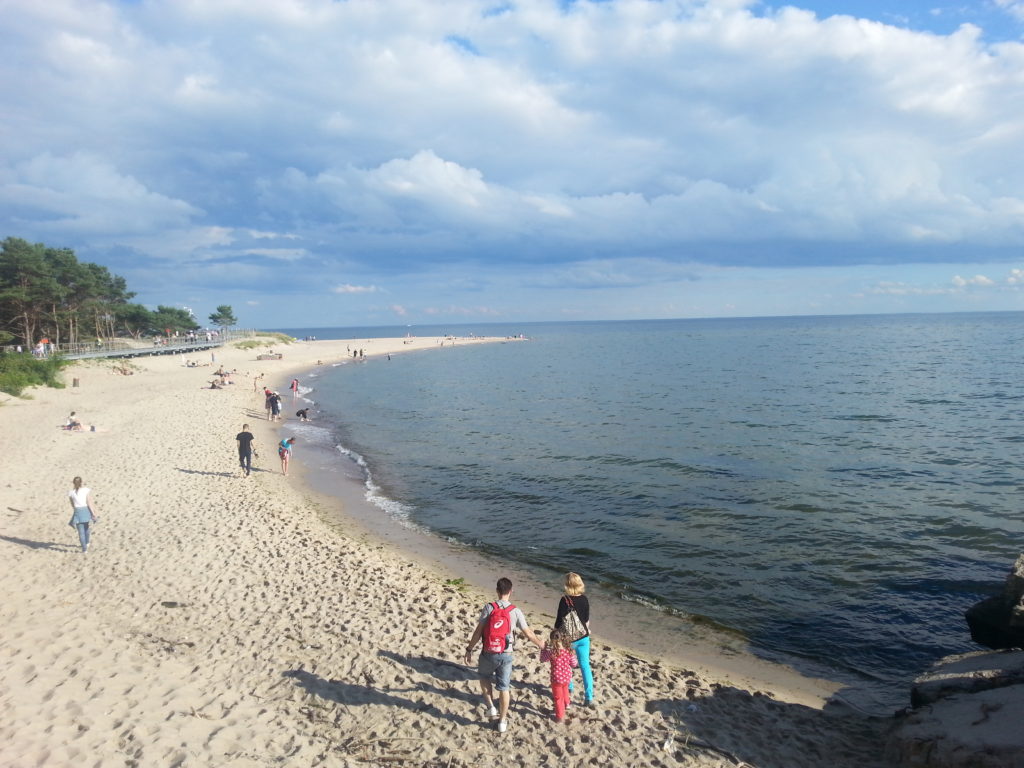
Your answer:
[0,335,893,767]
[271,344,893,713]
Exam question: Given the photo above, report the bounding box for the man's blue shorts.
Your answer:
[477,652,513,691]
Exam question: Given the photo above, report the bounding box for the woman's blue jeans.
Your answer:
[569,634,594,701]
[75,522,90,552]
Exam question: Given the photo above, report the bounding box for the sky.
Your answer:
[2,0,1024,329]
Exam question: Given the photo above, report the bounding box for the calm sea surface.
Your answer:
[276,314,1024,699]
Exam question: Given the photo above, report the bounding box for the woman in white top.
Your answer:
[67,476,98,553]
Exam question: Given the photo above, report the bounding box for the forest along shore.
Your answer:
[0,336,893,768]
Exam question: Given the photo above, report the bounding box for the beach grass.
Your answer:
[0,352,68,397]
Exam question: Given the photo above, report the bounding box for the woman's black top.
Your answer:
[555,594,590,633]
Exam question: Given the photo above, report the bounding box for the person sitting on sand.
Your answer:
[278,437,296,476]
[66,412,83,431]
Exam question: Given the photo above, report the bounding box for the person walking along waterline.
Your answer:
[465,577,544,733]
[555,572,595,707]
[67,476,98,553]
[236,424,256,477]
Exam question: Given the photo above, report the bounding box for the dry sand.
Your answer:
[0,335,895,767]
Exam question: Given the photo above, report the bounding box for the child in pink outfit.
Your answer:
[539,628,578,722]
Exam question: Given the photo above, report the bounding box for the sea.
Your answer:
[272,313,1024,710]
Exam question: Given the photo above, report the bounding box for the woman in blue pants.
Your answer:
[555,572,595,707]
[67,476,98,553]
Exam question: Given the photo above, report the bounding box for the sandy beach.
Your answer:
[0,336,894,767]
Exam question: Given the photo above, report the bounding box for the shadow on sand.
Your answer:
[175,467,237,478]
[377,650,552,721]
[283,663,476,727]
[645,684,891,768]
[0,534,78,552]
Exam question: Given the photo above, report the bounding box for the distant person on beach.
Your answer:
[65,412,83,431]
[539,628,578,722]
[236,424,256,477]
[464,577,544,733]
[67,476,97,554]
[296,408,310,421]
[290,378,299,398]
[555,572,595,707]
[270,392,282,421]
[278,437,296,475]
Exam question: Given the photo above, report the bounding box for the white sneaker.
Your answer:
[487,705,498,718]
[497,720,507,733]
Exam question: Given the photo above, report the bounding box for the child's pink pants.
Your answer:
[551,682,570,720]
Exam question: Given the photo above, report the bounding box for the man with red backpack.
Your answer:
[464,577,544,733]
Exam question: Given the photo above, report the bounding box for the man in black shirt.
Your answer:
[236,424,256,476]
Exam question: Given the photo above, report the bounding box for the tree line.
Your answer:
[0,237,237,348]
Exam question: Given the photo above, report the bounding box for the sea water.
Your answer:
[275,314,1024,704]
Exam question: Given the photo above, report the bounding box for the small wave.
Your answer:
[566,547,605,557]
[614,592,749,638]
[775,503,824,514]
[963,392,1024,400]
[334,442,423,530]
[288,423,334,446]
[830,414,899,422]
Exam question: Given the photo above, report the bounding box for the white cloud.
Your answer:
[994,1,1024,22]
[868,281,952,296]
[423,305,501,316]
[0,152,201,235]
[3,0,1024,324]
[333,284,379,294]
[242,248,308,261]
[246,229,299,240]
[952,274,996,287]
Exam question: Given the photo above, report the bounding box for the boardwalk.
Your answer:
[4,330,257,361]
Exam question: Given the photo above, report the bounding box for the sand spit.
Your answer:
[0,336,893,767]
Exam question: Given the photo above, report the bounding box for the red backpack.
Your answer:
[483,602,516,653]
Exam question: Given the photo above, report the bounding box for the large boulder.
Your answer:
[888,556,1024,767]
[886,683,1024,768]
[965,554,1024,649]
[909,650,1024,708]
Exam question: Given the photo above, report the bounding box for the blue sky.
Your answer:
[2,0,1024,328]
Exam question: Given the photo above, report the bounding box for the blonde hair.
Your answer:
[563,572,585,597]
